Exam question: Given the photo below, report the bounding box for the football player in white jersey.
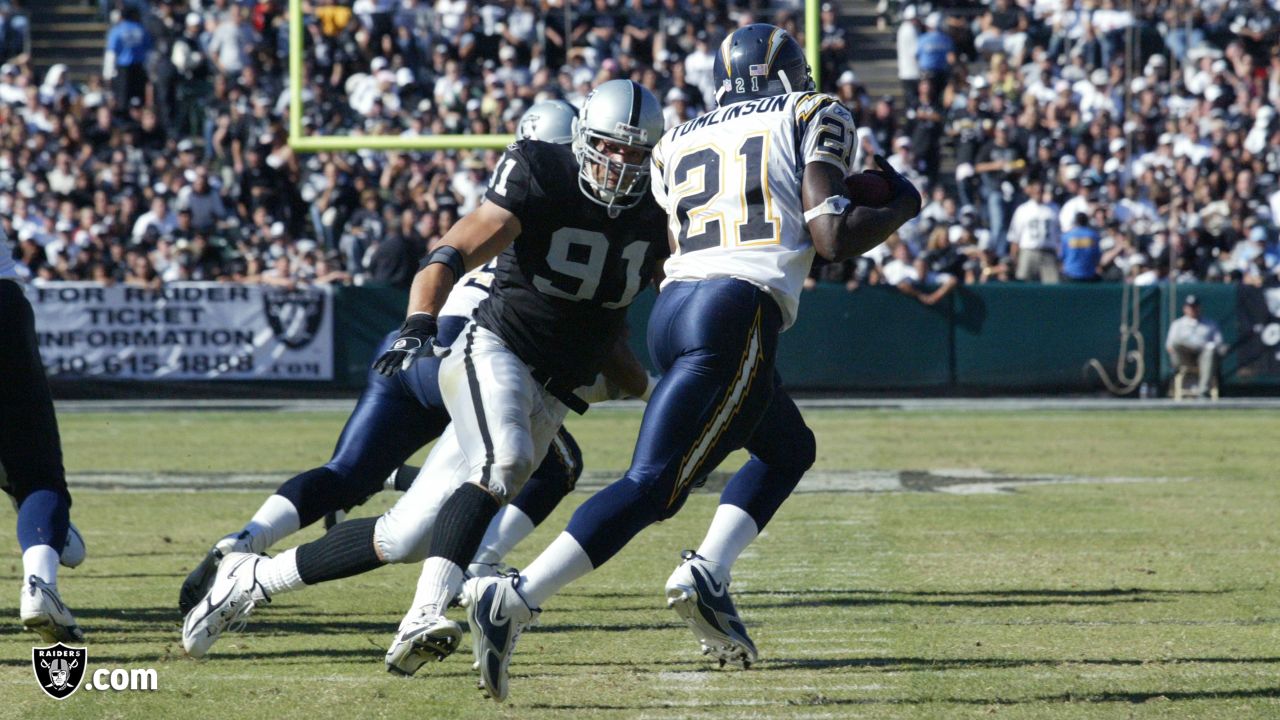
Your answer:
[0,226,86,642]
[461,24,921,701]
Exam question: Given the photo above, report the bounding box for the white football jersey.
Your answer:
[440,259,496,319]
[650,91,857,328]
[0,226,17,280]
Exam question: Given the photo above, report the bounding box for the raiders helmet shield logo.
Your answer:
[33,643,87,700]
[262,288,326,350]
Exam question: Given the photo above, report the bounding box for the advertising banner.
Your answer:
[28,283,333,380]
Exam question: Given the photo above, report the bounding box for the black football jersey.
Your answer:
[474,140,669,389]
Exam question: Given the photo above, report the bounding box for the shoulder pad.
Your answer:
[794,92,841,122]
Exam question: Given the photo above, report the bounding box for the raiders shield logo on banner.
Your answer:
[263,288,326,350]
[33,643,87,700]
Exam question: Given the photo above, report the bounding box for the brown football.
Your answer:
[844,172,894,207]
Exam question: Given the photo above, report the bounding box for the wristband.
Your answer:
[421,245,465,281]
[401,312,437,332]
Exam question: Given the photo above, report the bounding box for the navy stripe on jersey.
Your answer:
[462,324,496,488]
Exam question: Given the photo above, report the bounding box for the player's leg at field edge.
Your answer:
[0,281,74,607]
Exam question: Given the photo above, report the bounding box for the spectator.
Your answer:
[105,6,153,114]
[972,121,1023,256]
[1166,294,1224,398]
[819,2,848,89]
[132,196,177,244]
[1,3,29,65]
[896,5,921,104]
[367,207,425,289]
[208,5,252,78]
[906,77,945,182]
[899,226,965,306]
[916,12,954,104]
[1007,177,1060,283]
[881,238,919,288]
[1060,213,1104,283]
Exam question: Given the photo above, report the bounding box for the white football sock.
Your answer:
[22,545,60,586]
[414,557,465,614]
[695,504,759,570]
[243,495,302,554]
[472,506,535,566]
[518,532,594,608]
[255,548,305,596]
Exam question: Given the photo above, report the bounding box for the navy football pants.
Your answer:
[0,280,71,553]
[566,278,815,566]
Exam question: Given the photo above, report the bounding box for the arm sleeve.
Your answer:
[796,94,857,175]
[483,142,539,220]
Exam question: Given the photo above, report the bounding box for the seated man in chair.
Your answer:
[1166,294,1223,398]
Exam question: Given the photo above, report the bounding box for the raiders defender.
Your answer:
[362,79,669,679]
[0,225,85,642]
[462,25,921,701]
[180,98,656,664]
[176,100,590,617]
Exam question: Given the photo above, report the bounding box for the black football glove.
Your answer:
[372,313,445,377]
[867,154,923,219]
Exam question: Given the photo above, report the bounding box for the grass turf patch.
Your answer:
[0,408,1275,717]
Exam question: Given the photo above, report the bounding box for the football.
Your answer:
[844,172,895,207]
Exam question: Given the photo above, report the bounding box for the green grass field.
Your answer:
[3,407,1279,718]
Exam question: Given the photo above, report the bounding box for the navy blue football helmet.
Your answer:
[712,24,814,107]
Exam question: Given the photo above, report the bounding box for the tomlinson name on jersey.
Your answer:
[667,95,790,139]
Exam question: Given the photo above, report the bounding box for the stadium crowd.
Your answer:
[0,0,833,289]
[2,0,1278,298]
[850,0,1280,306]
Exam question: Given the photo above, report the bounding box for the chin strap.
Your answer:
[802,195,852,224]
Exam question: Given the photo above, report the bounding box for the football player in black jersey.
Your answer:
[180,101,652,665]
[177,100,586,619]
[180,88,662,666]
[1,226,85,643]
[364,79,668,686]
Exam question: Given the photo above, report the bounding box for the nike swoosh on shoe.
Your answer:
[482,586,511,651]
[191,588,234,628]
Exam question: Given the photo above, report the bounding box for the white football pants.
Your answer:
[371,322,569,563]
[437,322,569,503]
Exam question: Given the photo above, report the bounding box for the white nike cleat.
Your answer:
[384,605,462,676]
[461,574,539,702]
[20,575,84,643]
[181,553,270,659]
[60,523,86,569]
[665,550,758,668]
[179,530,252,615]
